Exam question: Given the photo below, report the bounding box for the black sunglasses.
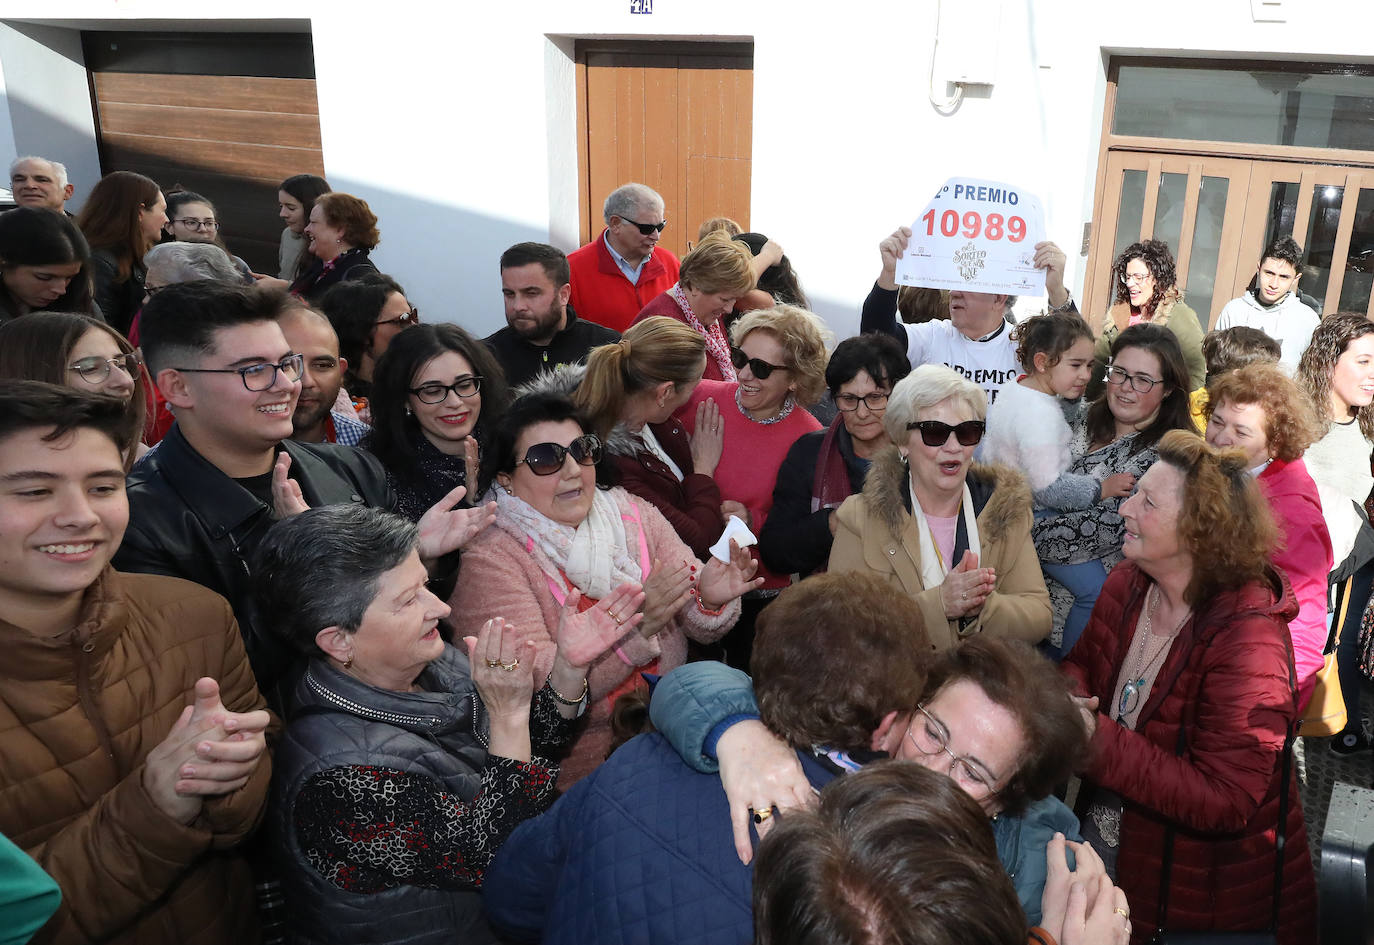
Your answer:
[620,217,666,236]
[907,420,986,447]
[730,346,788,380]
[518,433,603,476]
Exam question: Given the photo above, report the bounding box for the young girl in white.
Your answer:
[983,311,1134,657]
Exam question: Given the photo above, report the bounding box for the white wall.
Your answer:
[4,0,1374,337]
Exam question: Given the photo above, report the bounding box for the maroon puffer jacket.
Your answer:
[1062,563,1317,944]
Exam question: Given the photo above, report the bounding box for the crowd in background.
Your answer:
[2,156,1372,945]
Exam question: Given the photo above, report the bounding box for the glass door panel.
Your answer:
[1151,172,1189,257]
[1301,183,1346,310]
[1181,175,1230,324]
[1112,169,1146,261]
[1337,189,1374,313]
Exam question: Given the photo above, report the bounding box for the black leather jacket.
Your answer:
[114,424,393,701]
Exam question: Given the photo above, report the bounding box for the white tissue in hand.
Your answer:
[710,515,757,563]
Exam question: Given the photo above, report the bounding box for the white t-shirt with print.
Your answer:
[902,319,1020,404]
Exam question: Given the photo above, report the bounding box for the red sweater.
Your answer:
[1062,563,1316,944]
[682,379,821,589]
[568,230,680,333]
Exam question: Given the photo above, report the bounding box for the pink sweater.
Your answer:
[449,488,738,784]
[682,379,821,588]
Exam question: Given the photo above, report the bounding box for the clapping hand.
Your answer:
[639,558,693,638]
[271,453,310,519]
[554,583,645,670]
[697,539,761,611]
[142,677,271,824]
[417,484,496,560]
[940,550,995,618]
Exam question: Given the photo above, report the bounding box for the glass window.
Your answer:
[1151,172,1188,258]
[1261,182,1301,252]
[1337,188,1374,314]
[1302,184,1345,311]
[1114,64,1374,151]
[1113,169,1146,265]
[1183,176,1230,326]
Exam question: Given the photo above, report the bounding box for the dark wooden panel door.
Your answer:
[84,33,325,275]
[580,44,753,260]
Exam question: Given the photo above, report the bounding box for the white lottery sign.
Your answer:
[894,177,1047,295]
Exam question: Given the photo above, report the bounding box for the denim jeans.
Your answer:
[1042,558,1108,661]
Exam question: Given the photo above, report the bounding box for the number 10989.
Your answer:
[921,209,1027,242]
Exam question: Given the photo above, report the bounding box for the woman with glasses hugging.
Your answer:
[0,311,148,469]
[827,363,1051,647]
[160,188,253,281]
[758,332,910,579]
[451,391,761,783]
[1089,239,1205,398]
[1033,324,1197,654]
[1063,430,1317,942]
[364,323,509,522]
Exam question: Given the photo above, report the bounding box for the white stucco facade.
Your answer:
[1,0,1372,337]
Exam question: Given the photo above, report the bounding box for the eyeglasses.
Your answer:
[1119,272,1151,286]
[835,391,890,412]
[173,218,219,231]
[906,419,985,447]
[172,353,304,391]
[70,351,141,384]
[1104,365,1162,393]
[409,376,482,404]
[619,217,667,236]
[730,346,789,380]
[518,433,603,476]
[376,307,420,328]
[905,705,1002,797]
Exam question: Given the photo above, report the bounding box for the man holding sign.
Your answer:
[860,180,1075,405]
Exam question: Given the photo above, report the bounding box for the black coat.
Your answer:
[289,248,380,303]
[758,425,869,577]
[483,305,620,390]
[89,249,145,336]
[114,424,393,702]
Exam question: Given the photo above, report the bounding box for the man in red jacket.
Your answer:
[567,182,680,333]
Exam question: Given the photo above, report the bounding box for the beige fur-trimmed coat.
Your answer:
[827,447,1051,651]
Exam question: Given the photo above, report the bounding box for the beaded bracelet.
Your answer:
[692,587,727,616]
[548,675,588,706]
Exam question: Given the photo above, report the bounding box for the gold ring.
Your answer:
[485,658,503,668]
[1114,908,1129,919]
[752,806,773,824]
[611,612,623,625]
[499,659,520,672]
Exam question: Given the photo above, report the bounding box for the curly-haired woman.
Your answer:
[1089,239,1205,397]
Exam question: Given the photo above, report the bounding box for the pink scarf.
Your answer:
[671,283,737,381]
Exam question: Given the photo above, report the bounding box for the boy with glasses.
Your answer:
[116,282,488,707]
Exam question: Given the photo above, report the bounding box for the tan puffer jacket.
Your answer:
[0,568,271,945]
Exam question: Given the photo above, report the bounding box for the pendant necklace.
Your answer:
[1116,584,1189,724]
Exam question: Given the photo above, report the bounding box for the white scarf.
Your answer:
[908,478,982,591]
[493,487,643,600]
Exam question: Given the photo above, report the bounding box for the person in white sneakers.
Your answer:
[1215,236,1319,372]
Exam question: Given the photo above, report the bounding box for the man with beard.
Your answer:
[277,301,369,445]
[484,242,619,388]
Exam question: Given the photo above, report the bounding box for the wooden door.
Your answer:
[578,43,753,261]
[83,31,325,275]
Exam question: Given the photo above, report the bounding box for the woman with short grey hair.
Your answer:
[257,504,641,945]
[828,364,1051,649]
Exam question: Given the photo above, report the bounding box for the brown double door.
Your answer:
[1087,152,1374,328]
[578,43,753,260]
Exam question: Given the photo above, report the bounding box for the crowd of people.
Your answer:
[1,155,1370,945]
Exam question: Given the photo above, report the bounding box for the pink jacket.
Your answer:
[1258,457,1333,709]
[449,488,738,783]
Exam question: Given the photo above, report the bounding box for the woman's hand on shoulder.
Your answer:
[716,719,817,865]
[690,398,724,477]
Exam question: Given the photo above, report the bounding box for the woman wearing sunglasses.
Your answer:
[828,363,1051,647]
[759,332,911,580]
[678,304,830,668]
[365,323,510,522]
[0,311,148,469]
[1033,325,1197,652]
[1063,431,1316,942]
[631,232,757,381]
[452,391,761,783]
[1088,240,1205,399]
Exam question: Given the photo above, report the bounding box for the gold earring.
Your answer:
[343,653,354,670]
